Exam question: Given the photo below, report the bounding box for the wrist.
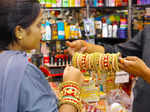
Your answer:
[142,66,150,79]
[81,40,87,48]
[59,104,78,112]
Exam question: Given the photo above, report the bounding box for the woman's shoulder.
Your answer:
[24,63,45,79]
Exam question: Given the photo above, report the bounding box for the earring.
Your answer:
[18,36,22,40]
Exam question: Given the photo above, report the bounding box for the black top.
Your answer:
[103,25,150,112]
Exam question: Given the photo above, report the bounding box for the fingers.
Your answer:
[78,47,87,53]
[64,65,70,71]
[119,57,124,64]
[66,41,72,47]
[125,56,138,61]
[67,47,75,56]
[64,65,79,72]
[118,63,125,70]
[119,58,132,68]
[66,41,76,48]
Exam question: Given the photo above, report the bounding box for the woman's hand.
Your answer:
[63,66,84,85]
[119,56,149,77]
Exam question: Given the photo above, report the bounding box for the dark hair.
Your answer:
[0,0,40,50]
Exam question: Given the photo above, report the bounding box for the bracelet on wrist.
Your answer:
[59,81,82,112]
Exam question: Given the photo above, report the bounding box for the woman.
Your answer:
[0,0,83,112]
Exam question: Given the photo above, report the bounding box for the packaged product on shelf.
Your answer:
[77,25,82,39]
[98,0,104,7]
[122,0,128,6]
[70,25,76,39]
[45,0,52,7]
[57,21,65,40]
[80,0,86,7]
[52,0,57,7]
[108,24,113,37]
[102,18,108,38]
[74,26,78,39]
[70,0,75,7]
[75,0,80,7]
[118,16,128,39]
[93,0,98,7]
[115,0,122,7]
[41,42,50,66]
[56,0,62,7]
[112,22,118,38]
[83,18,96,37]
[95,19,102,38]
[89,0,93,7]
[45,21,52,40]
[64,22,70,39]
[41,24,46,41]
[137,0,150,5]
[62,0,69,7]
[109,0,115,7]
[39,0,46,7]
[51,22,58,40]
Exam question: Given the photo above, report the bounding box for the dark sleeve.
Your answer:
[18,63,58,112]
[103,29,145,58]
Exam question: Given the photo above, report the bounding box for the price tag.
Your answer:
[115,71,129,84]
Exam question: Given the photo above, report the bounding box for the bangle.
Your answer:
[60,81,80,90]
[59,81,82,112]
[72,53,78,68]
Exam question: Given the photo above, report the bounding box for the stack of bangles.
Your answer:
[72,52,121,73]
[59,81,82,112]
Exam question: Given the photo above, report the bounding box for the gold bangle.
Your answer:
[60,81,80,90]
[59,98,82,112]
[59,81,82,112]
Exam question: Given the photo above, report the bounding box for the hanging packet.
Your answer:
[84,18,96,37]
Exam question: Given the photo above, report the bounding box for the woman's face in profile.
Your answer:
[18,10,45,50]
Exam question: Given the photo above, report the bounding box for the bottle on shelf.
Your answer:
[112,21,118,38]
[102,18,108,38]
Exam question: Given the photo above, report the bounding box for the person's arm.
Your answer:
[83,28,144,56]
[142,67,150,84]
[59,104,77,112]
[66,40,105,54]
[81,40,105,53]
[119,56,150,84]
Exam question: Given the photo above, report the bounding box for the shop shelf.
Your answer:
[134,4,150,8]
[95,38,127,44]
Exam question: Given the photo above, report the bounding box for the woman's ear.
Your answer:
[15,25,24,40]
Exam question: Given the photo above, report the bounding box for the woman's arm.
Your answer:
[59,104,77,112]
